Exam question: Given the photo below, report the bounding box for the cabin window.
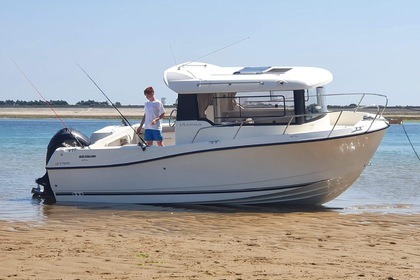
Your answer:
[176,93,216,122]
[176,94,199,121]
[178,90,327,125]
[197,93,214,119]
[304,88,327,119]
[212,91,295,124]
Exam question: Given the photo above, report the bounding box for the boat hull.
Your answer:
[46,128,387,205]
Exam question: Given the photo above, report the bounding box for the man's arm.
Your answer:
[152,112,165,125]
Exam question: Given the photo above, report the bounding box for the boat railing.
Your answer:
[324,92,388,136]
[191,121,248,143]
[191,109,385,143]
[327,111,343,138]
[191,92,388,143]
[284,91,388,130]
[283,106,387,137]
[324,92,388,115]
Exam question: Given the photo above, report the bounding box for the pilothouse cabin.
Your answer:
[164,62,333,144]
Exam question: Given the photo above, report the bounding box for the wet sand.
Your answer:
[1,206,419,279]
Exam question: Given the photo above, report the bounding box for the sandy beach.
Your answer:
[0,107,152,119]
[1,208,419,280]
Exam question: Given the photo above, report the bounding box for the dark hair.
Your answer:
[144,86,154,95]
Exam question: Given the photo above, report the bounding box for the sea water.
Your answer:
[0,118,419,221]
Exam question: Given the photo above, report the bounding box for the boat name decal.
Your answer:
[79,155,97,159]
[55,161,70,166]
[179,123,203,127]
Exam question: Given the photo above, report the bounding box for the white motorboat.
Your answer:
[34,62,389,205]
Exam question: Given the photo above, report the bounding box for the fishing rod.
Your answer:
[6,52,69,129]
[75,63,147,150]
[402,123,420,161]
[6,52,89,149]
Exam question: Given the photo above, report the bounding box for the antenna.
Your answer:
[169,44,177,65]
[184,36,250,66]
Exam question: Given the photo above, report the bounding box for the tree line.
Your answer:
[0,100,126,107]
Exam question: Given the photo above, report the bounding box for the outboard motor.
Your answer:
[33,128,90,202]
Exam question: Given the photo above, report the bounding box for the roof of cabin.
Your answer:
[164,62,333,94]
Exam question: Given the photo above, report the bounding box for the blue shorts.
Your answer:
[144,129,163,141]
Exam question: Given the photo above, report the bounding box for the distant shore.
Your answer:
[0,106,419,121]
[0,107,156,119]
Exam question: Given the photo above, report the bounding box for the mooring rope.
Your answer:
[401,123,420,161]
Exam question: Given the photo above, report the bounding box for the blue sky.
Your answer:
[1,0,419,106]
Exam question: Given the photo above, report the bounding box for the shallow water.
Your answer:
[0,118,419,222]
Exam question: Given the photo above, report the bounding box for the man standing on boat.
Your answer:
[137,86,166,146]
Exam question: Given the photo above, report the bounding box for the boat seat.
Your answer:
[222,108,293,124]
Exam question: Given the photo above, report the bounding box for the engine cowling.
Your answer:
[34,128,90,202]
[45,128,90,164]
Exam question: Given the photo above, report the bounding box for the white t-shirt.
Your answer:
[144,99,165,130]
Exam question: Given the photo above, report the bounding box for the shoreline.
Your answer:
[0,107,154,119]
[1,106,420,120]
[1,211,419,279]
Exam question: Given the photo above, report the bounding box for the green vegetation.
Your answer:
[136,252,164,267]
[0,99,116,107]
[75,100,110,107]
[0,99,70,106]
[0,99,159,107]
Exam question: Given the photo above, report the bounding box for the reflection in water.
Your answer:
[0,185,417,225]
[24,196,342,222]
